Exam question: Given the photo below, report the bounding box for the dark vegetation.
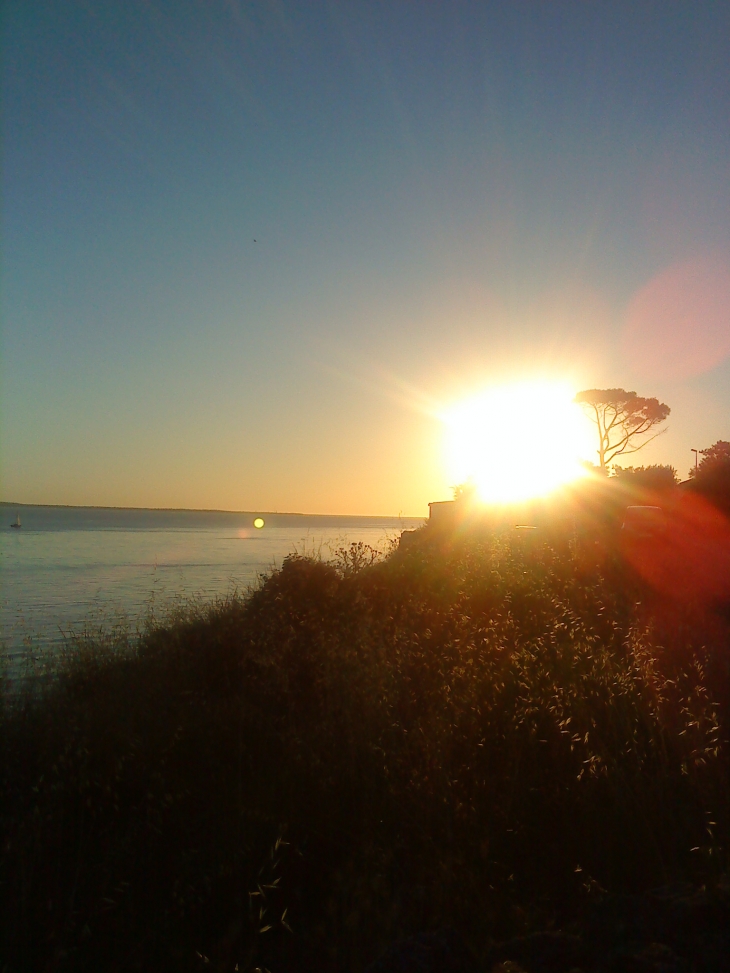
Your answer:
[2,518,729,972]
[687,441,730,516]
[611,463,679,490]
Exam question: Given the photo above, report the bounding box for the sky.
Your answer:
[2,0,729,515]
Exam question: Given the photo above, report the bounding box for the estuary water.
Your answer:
[0,504,423,664]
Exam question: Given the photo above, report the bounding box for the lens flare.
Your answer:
[253,517,265,529]
[443,381,594,503]
[623,255,730,381]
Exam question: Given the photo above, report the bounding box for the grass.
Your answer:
[1,529,728,972]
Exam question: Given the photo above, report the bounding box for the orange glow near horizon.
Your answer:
[442,381,595,504]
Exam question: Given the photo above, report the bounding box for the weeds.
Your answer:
[1,534,728,971]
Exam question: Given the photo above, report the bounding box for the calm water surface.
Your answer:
[1,504,423,662]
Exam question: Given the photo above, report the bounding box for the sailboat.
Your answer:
[10,513,21,528]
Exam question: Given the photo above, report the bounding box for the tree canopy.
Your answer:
[686,440,730,515]
[452,479,477,502]
[689,440,730,479]
[612,464,678,491]
[575,388,670,471]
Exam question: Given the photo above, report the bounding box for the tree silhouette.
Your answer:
[612,464,678,491]
[452,479,477,502]
[688,440,730,479]
[686,440,730,515]
[575,389,670,472]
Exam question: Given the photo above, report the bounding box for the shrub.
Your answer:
[1,536,727,971]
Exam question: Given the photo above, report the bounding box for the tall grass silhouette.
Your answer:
[1,528,727,971]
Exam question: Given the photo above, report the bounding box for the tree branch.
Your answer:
[605,427,668,465]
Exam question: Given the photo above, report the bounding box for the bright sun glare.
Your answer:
[443,381,595,504]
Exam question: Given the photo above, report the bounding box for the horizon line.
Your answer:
[0,500,425,519]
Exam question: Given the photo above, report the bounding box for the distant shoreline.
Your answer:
[0,500,424,521]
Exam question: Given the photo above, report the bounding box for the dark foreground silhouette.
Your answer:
[2,527,728,972]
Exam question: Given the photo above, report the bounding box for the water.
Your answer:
[0,504,423,665]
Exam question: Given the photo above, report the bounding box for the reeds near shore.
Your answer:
[1,531,728,972]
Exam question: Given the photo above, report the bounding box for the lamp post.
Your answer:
[691,448,699,473]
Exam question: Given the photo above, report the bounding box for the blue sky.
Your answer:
[2,1,729,514]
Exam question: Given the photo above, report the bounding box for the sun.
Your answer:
[442,381,594,504]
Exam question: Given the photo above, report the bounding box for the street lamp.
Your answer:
[691,448,699,473]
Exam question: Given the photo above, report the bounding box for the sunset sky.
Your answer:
[3,1,729,515]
